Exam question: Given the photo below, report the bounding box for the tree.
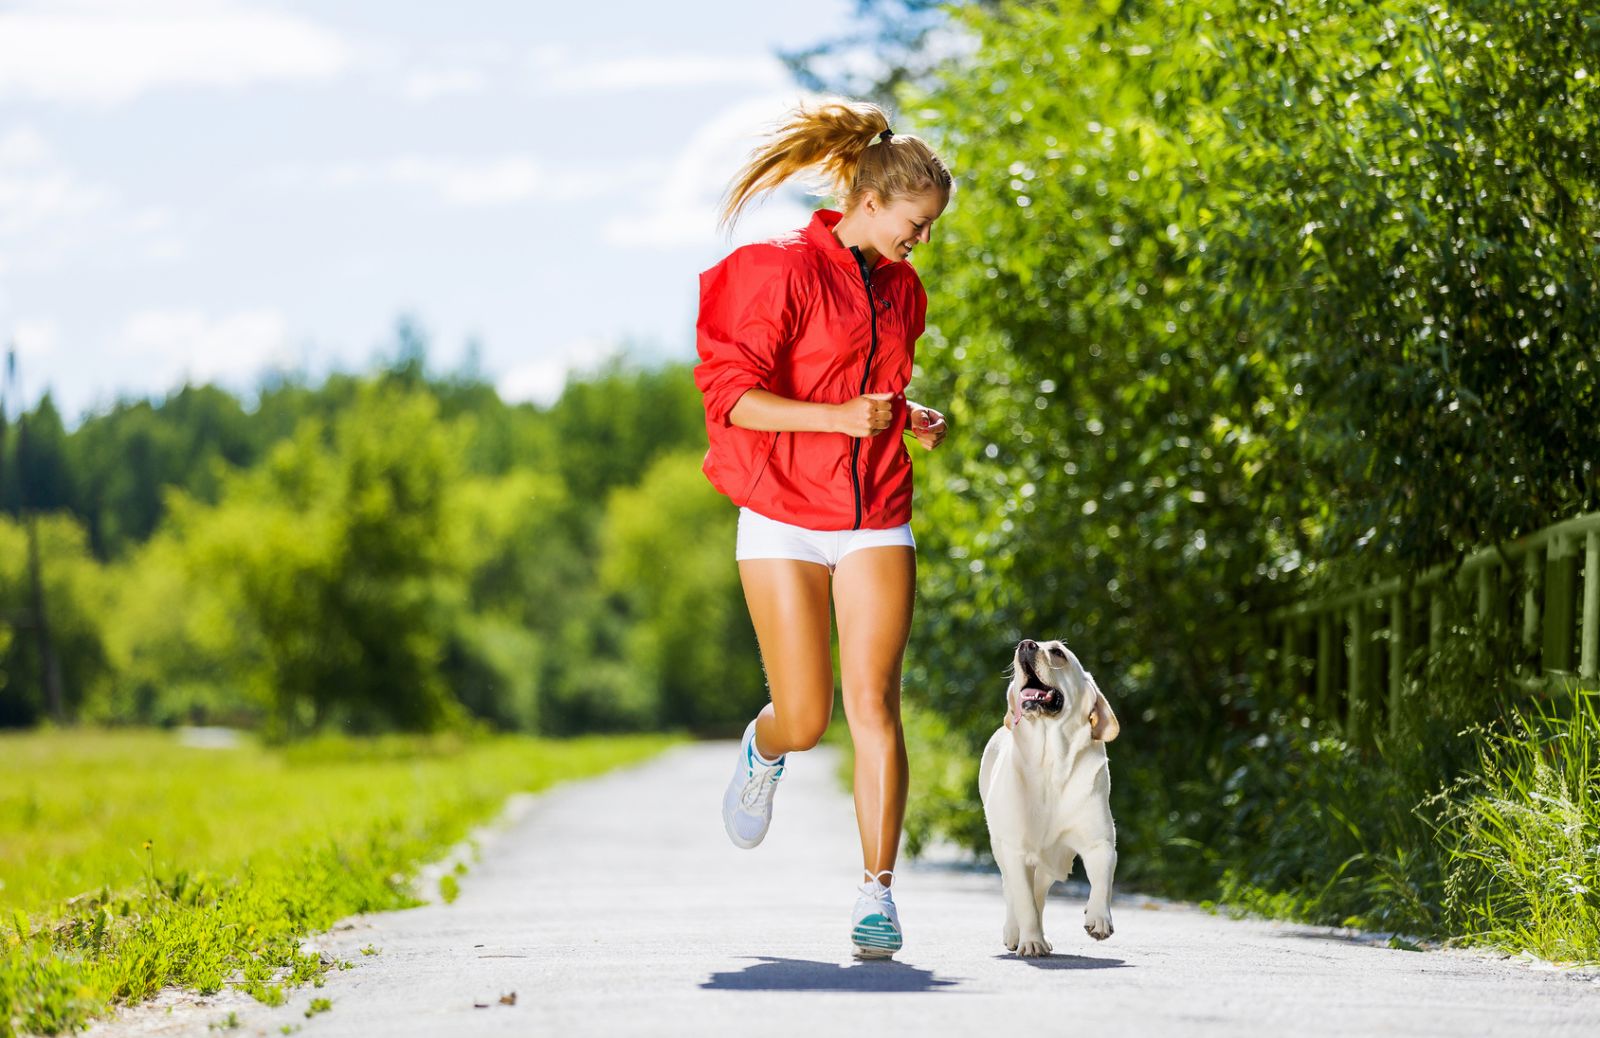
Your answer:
[180,383,469,736]
[598,450,765,732]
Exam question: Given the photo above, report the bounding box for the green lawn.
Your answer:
[0,727,680,1037]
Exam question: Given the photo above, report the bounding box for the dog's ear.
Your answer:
[1084,670,1120,742]
[1005,680,1020,730]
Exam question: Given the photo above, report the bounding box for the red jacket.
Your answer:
[694,208,928,530]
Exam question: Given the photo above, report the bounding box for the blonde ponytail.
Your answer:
[717,96,953,235]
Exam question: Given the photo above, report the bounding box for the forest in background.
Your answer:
[3,0,1598,957]
[0,336,762,739]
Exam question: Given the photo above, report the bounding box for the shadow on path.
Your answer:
[701,957,963,993]
[992,953,1128,971]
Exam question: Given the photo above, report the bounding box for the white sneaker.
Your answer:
[851,870,903,958]
[722,719,786,849]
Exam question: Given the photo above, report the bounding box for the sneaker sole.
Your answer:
[851,915,902,958]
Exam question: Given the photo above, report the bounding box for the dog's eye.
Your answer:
[1048,646,1065,661]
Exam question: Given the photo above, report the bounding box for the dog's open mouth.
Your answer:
[1018,660,1064,714]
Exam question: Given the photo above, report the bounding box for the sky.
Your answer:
[0,0,878,425]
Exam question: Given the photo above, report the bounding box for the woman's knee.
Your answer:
[844,681,903,734]
[770,701,831,751]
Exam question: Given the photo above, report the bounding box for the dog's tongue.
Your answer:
[1022,688,1052,704]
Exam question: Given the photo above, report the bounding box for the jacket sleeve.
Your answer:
[694,246,799,427]
[907,267,928,345]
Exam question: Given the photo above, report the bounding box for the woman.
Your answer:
[693,97,952,959]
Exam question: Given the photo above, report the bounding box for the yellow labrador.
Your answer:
[978,638,1120,956]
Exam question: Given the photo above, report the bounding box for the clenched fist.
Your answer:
[833,392,897,438]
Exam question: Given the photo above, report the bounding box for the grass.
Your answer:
[1436,687,1600,963]
[0,727,680,1037]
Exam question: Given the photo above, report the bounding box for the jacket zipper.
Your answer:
[848,246,880,531]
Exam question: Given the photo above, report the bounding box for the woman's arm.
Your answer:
[730,388,896,437]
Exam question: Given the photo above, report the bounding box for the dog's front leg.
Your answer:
[997,850,1051,956]
[1079,840,1116,940]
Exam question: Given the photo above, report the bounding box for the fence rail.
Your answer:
[1266,511,1600,742]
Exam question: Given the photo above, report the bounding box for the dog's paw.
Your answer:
[1084,910,1114,941]
[1014,934,1052,957]
[1002,919,1019,951]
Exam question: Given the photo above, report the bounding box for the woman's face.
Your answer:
[864,188,948,263]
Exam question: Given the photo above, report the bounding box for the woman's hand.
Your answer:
[832,392,898,438]
[907,400,947,450]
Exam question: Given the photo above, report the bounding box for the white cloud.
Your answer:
[0,126,111,238]
[497,336,625,407]
[0,124,176,274]
[528,45,789,95]
[117,307,294,386]
[602,93,827,250]
[264,154,657,208]
[400,67,489,102]
[0,0,350,106]
[10,318,59,361]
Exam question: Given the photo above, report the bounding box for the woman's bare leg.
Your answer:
[832,546,915,886]
[738,559,835,758]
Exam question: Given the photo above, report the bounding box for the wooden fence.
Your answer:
[1267,511,1600,742]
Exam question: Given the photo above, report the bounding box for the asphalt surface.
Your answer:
[85,740,1600,1037]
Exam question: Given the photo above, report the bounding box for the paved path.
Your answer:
[89,741,1600,1037]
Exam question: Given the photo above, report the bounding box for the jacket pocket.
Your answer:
[738,430,781,503]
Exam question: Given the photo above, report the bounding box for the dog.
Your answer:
[978,638,1120,956]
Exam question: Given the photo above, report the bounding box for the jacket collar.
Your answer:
[805,208,898,272]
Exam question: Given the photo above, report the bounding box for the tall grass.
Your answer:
[1437,688,1600,963]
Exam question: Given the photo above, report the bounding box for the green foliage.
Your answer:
[891,0,1600,960]
[55,385,259,559]
[0,515,111,727]
[172,382,468,737]
[596,450,765,733]
[438,469,580,732]
[0,343,736,737]
[0,393,72,515]
[0,728,678,1037]
[1436,687,1600,963]
[545,357,706,537]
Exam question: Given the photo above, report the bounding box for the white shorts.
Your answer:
[735,507,915,571]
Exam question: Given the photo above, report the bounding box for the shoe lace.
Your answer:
[859,869,896,905]
[739,756,783,810]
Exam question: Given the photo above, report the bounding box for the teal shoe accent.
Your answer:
[851,915,903,952]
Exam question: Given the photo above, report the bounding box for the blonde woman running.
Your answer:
[693,97,953,959]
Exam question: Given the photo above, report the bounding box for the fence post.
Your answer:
[1545,536,1579,675]
[1317,612,1333,717]
[1348,604,1365,742]
[1389,589,1407,740]
[1281,620,1296,696]
[1523,551,1542,651]
[1583,530,1598,683]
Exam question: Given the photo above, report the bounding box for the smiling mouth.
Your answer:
[1018,661,1063,713]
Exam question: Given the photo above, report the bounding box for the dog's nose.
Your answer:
[1019,639,1037,653]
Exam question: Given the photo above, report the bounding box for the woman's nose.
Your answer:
[918,225,932,243]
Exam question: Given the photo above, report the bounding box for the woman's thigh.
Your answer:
[738,558,835,742]
[832,546,916,726]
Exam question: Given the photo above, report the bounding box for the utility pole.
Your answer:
[3,345,66,723]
